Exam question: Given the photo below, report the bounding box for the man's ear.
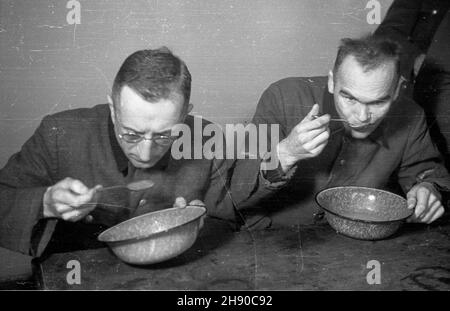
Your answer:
[107,95,116,125]
[187,103,193,114]
[327,70,334,94]
[393,75,405,101]
[180,103,193,122]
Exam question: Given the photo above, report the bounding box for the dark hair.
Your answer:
[333,35,401,77]
[112,47,191,108]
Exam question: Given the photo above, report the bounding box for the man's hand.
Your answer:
[406,182,444,224]
[43,177,102,222]
[277,104,331,172]
[172,197,203,209]
[173,197,206,228]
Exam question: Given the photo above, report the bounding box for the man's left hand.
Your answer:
[406,182,444,224]
[173,197,206,228]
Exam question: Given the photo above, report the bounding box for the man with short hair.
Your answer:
[0,47,236,256]
[232,35,450,229]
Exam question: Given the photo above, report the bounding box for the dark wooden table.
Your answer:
[0,247,36,289]
[35,216,450,290]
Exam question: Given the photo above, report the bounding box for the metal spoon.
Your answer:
[79,180,155,209]
[312,115,358,126]
[313,115,350,123]
[97,179,155,194]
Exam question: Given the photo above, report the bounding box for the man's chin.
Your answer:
[350,129,372,139]
[130,159,155,169]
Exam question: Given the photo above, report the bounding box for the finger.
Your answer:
[68,179,90,195]
[173,197,187,208]
[414,187,430,218]
[93,184,103,192]
[406,187,418,209]
[419,201,439,223]
[57,177,75,189]
[60,202,95,216]
[427,192,438,208]
[302,104,320,122]
[188,199,205,207]
[61,209,79,221]
[303,130,330,152]
[296,127,327,143]
[73,186,102,208]
[422,201,443,223]
[61,204,95,222]
[52,188,82,205]
[54,188,96,208]
[308,139,328,155]
[427,206,445,224]
[298,115,331,132]
[53,202,73,215]
[61,208,88,222]
[407,197,417,210]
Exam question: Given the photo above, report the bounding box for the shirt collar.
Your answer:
[321,89,389,149]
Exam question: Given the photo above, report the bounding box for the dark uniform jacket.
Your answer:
[0,104,236,256]
[232,77,450,228]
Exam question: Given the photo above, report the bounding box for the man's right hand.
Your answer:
[43,177,102,222]
[277,104,331,172]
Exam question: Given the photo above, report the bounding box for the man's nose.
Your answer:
[356,104,371,123]
[136,139,153,162]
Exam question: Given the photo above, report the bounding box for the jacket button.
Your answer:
[340,159,345,165]
[139,199,147,207]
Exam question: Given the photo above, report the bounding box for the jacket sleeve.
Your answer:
[202,158,237,222]
[228,85,293,212]
[397,110,450,193]
[0,115,58,256]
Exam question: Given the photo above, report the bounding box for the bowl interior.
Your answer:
[316,186,412,222]
[98,206,206,243]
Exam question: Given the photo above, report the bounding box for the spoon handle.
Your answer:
[97,180,155,193]
[312,115,351,124]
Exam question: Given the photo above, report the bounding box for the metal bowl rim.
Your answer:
[315,186,412,224]
[97,205,206,244]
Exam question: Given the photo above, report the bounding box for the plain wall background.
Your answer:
[0,0,393,167]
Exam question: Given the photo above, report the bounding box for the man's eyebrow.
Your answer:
[123,126,172,136]
[122,125,144,134]
[339,89,355,98]
[370,95,392,103]
[340,89,391,104]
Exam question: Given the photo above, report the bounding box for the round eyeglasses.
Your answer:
[118,133,176,146]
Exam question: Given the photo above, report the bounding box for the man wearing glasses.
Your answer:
[0,47,235,256]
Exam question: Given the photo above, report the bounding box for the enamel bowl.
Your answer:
[316,186,413,240]
[98,206,206,265]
